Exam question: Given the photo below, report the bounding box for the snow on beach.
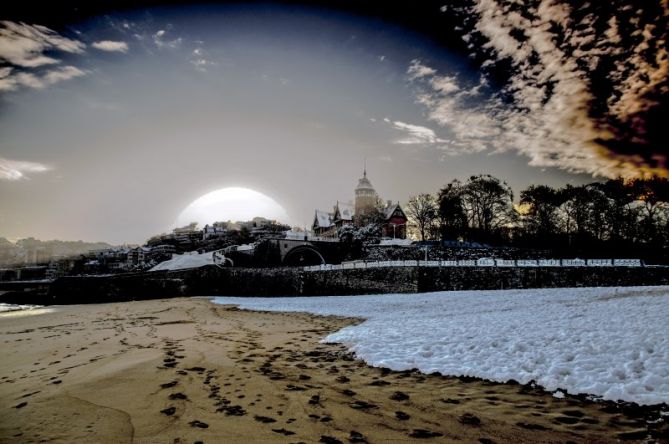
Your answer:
[0,303,42,313]
[215,286,669,405]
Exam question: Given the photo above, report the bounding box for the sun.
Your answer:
[175,187,290,227]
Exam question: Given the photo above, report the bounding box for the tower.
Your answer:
[354,164,377,225]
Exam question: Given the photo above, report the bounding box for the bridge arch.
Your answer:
[282,245,325,267]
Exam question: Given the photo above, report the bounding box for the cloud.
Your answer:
[0,157,51,181]
[92,40,128,53]
[410,0,669,178]
[189,47,215,72]
[0,22,88,93]
[42,65,87,84]
[388,120,448,145]
[0,65,88,92]
[0,21,85,68]
[153,29,182,49]
[408,61,498,155]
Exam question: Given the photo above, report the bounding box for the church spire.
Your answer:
[363,158,367,178]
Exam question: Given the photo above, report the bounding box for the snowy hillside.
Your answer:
[215,286,669,405]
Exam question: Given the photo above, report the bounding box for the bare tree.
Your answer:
[460,175,514,240]
[406,193,438,241]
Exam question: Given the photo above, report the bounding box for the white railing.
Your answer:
[303,258,643,272]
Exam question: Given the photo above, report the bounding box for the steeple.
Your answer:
[363,158,367,179]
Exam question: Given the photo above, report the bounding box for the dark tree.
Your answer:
[461,174,515,242]
[437,180,468,241]
[519,184,563,242]
[595,178,638,244]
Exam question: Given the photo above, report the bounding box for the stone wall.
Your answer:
[1,265,667,305]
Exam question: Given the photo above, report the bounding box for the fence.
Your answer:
[303,258,643,272]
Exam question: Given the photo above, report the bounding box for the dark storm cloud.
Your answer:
[429,0,668,178]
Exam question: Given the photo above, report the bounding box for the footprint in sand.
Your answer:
[349,431,368,443]
[409,429,443,438]
[189,420,209,428]
[160,407,176,416]
[395,411,410,420]
[390,391,409,401]
[348,400,377,410]
[271,428,295,436]
[459,413,481,426]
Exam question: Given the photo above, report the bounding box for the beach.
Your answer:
[0,297,664,443]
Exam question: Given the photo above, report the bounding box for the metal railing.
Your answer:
[303,258,643,272]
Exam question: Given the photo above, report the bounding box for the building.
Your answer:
[313,167,407,239]
[202,224,227,240]
[354,169,377,222]
[127,247,151,266]
[150,244,176,259]
[380,201,407,239]
[313,210,335,237]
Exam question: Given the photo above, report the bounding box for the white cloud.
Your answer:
[92,40,128,53]
[389,120,448,145]
[153,29,182,49]
[407,59,436,79]
[0,157,51,181]
[0,65,88,92]
[42,65,87,85]
[0,21,85,68]
[189,47,216,72]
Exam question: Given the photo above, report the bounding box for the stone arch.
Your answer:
[282,246,325,266]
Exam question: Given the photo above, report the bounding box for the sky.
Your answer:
[1,1,667,244]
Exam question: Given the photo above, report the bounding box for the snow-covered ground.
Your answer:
[0,303,42,313]
[150,251,214,271]
[214,286,669,405]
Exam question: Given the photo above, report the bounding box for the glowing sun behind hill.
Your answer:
[175,187,290,227]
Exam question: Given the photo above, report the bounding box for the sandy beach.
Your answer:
[0,297,664,443]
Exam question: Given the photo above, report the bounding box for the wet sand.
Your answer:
[0,297,665,443]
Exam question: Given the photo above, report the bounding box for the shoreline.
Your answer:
[1,297,666,442]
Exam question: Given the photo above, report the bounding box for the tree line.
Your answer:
[405,175,669,259]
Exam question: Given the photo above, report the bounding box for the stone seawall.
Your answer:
[1,265,665,305]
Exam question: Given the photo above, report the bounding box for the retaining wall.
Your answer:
[2,265,666,305]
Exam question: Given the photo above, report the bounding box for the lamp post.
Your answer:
[390,223,405,239]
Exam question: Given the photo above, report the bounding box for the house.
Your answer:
[312,167,408,239]
[380,201,408,239]
[313,210,335,238]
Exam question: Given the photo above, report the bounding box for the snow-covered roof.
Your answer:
[150,251,214,271]
[381,202,404,220]
[314,210,333,228]
[335,202,354,221]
